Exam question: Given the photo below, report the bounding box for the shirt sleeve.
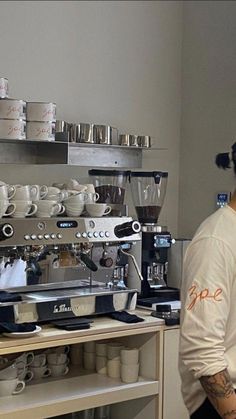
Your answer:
[179,236,236,379]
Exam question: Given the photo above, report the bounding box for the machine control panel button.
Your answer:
[82,232,87,238]
[87,232,93,238]
[24,235,30,240]
[51,234,56,239]
[99,231,104,238]
[44,234,50,240]
[30,234,37,240]
[105,231,110,237]
[93,232,99,238]
[76,232,81,238]
[57,233,62,239]
[38,235,43,240]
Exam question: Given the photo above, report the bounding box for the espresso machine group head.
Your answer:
[129,171,178,302]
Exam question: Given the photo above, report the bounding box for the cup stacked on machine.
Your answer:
[0,77,26,140]
[26,102,56,141]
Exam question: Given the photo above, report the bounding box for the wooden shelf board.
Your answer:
[0,373,159,418]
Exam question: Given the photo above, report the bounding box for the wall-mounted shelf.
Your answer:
[0,139,159,167]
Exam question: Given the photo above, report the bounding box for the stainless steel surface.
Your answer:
[141,224,168,233]
[68,143,142,167]
[0,139,66,164]
[0,286,137,323]
[0,139,146,166]
[0,216,141,246]
[130,135,139,147]
[120,247,143,282]
[72,123,94,143]
[93,125,118,145]
[119,134,130,146]
[138,135,151,148]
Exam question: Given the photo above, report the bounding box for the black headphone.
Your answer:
[215,142,236,174]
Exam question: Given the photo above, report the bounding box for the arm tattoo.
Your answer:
[200,369,234,401]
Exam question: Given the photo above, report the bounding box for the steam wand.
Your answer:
[120,247,143,282]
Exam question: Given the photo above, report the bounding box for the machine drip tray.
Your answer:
[137,287,180,308]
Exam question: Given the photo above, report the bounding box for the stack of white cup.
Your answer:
[95,341,108,375]
[0,80,26,140]
[83,341,96,371]
[120,348,140,383]
[46,346,70,378]
[26,102,56,141]
[107,342,125,379]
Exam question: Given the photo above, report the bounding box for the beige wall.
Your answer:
[179,0,236,238]
[0,0,183,235]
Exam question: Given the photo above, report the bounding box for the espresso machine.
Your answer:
[128,171,179,309]
[0,216,141,324]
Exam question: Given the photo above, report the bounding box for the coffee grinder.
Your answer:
[129,171,179,306]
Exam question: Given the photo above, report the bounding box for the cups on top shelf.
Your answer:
[26,102,56,141]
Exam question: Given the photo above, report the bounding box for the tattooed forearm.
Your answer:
[200,369,236,418]
[200,369,234,402]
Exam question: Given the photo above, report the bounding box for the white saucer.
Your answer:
[2,326,42,338]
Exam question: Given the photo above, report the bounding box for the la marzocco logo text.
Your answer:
[53,304,72,313]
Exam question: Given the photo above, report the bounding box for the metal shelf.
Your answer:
[0,139,159,167]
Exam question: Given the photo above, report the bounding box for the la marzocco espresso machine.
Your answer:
[0,216,141,324]
[128,171,179,310]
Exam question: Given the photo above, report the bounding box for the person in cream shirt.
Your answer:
[179,189,236,418]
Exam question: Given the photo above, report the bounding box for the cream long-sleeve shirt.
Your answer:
[179,205,236,415]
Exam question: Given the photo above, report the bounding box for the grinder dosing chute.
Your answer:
[129,171,168,224]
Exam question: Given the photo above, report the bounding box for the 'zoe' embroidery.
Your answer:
[187,284,223,310]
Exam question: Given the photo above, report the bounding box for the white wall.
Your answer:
[0,0,182,234]
[179,0,236,238]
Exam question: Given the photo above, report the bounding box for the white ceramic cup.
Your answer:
[0,201,16,218]
[0,185,16,200]
[95,356,107,375]
[86,192,100,204]
[30,185,48,201]
[0,363,18,380]
[10,200,37,218]
[70,344,83,366]
[107,342,125,360]
[30,365,51,379]
[83,184,96,194]
[64,192,88,205]
[35,200,65,218]
[84,341,96,353]
[15,352,34,367]
[48,363,69,377]
[64,203,84,217]
[121,363,139,383]
[26,121,55,141]
[47,353,68,365]
[0,119,26,140]
[120,348,139,365]
[31,354,47,368]
[95,341,107,357]
[47,345,70,355]
[26,102,56,122]
[83,352,95,371]
[85,203,111,217]
[107,358,121,379]
[0,378,25,396]
[44,186,68,202]
[13,185,39,201]
[18,368,34,383]
[0,99,26,120]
